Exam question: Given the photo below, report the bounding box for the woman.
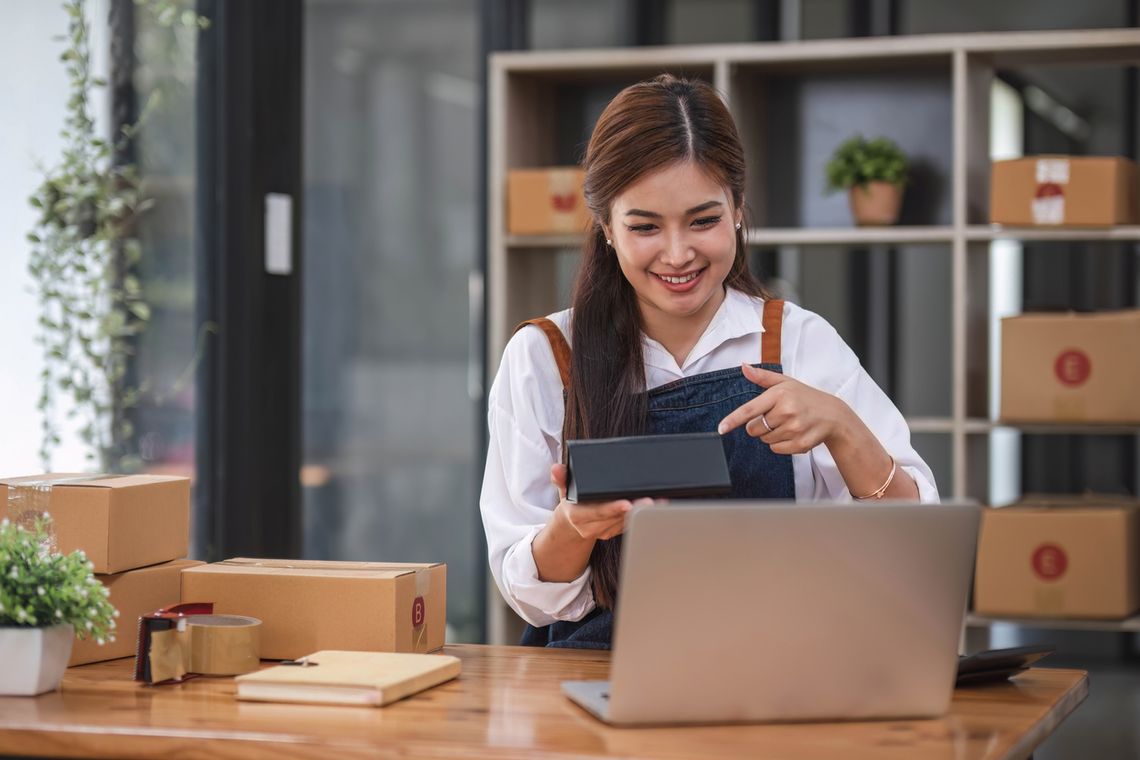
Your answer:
[481,75,938,649]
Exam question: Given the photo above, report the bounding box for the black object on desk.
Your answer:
[956,644,1056,686]
[565,432,733,502]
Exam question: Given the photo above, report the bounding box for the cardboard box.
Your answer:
[990,155,1139,226]
[69,559,203,666]
[0,474,191,574]
[1000,310,1140,424]
[506,167,590,235]
[181,559,446,660]
[974,496,1140,619]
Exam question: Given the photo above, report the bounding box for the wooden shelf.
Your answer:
[966,421,1140,435]
[492,28,1140,73]
[966,612,1140,633]
[967,225,1140,242]
[505,233,584,249]
[505,227,955,250]
[507,225,1140,249]
[906,417,956,433]
[749,226,954,246]
[896,418,1136,435]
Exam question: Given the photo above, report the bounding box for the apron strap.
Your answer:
[761,299,785,365]
[514,318,571,388]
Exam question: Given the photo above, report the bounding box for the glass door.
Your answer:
[301,0,482,642]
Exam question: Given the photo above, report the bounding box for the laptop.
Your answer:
[562,500,980,725]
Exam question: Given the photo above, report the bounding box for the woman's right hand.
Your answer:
[550,463,648,541]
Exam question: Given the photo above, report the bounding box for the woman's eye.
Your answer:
[693,216,721,228]
[626,224,657,233]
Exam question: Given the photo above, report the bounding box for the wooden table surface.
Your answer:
[0,644,1087,760]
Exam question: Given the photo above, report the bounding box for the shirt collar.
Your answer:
[641,288,766,374]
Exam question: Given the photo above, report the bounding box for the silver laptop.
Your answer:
[562,500,979,725]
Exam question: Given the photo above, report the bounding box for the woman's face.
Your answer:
[603,159,741,326]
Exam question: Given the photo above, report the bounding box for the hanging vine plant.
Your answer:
[26,0,208,472]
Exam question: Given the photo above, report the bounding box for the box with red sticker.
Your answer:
[506,167,589,235]
[974,496,1140,619]
[990,156,1139,227]
[181,559,445,660]
[1000,310,1140,424]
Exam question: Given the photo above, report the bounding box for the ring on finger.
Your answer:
[761,413,773,433]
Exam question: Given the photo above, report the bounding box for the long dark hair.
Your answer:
[567,74,768,609]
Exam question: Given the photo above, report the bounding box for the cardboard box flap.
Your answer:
[186,558,443,580]
[0,473,186,489]
[997,493,1140,511]
[1004,310,1140,324]
[1,473,101,487]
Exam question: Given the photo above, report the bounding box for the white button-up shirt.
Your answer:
[480,288,940,627]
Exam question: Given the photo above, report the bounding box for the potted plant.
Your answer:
[825,135,909,226]
[0,516,117,696]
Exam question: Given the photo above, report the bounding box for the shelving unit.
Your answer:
[486,29,1140,645]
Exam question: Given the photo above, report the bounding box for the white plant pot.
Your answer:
[0,624,75,696]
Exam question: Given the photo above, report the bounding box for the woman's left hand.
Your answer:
[717,364,854,455]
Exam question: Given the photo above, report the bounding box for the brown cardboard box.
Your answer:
[181,559,446,660]
[0,474,191,574]
[974,496,1140,619]
[69,559,203,666]
[506,167,590,235]
[1000,310,1140,424]
[990,155,1139,226]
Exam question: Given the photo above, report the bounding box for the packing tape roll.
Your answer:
[148,614,261,681]
[187,614,261,675]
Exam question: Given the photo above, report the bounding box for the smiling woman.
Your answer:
[479,75,937,651]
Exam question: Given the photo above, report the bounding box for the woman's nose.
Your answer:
[658,232,696,268]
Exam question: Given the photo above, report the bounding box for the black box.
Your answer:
[565,432,733,502]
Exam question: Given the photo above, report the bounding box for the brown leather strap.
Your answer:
[761,299,784,365]
[514,318,571,388]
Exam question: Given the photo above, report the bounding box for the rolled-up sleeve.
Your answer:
[479,326,596,627]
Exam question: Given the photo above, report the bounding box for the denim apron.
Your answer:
[515,299,795,650]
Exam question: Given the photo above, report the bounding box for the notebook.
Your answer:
[235,650,461,707]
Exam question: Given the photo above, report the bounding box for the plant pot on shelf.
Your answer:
[848,181,904,226]
[0,624,74,696]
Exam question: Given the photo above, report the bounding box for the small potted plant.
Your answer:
[0,515,117,696]
[825,135,909,226]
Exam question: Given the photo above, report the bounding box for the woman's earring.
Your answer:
[735,222,741,230]
[606,238,613,246]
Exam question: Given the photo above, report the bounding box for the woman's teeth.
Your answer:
[659,271,699,284]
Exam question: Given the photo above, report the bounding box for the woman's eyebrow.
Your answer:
[624,200,724,218]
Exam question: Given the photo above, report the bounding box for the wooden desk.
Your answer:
[0,645,1087,760]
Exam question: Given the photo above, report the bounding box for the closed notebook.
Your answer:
[235,650,461,707]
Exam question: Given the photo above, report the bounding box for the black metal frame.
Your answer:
[195,0,304,561]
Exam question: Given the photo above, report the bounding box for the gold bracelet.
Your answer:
[853,456,897,501]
